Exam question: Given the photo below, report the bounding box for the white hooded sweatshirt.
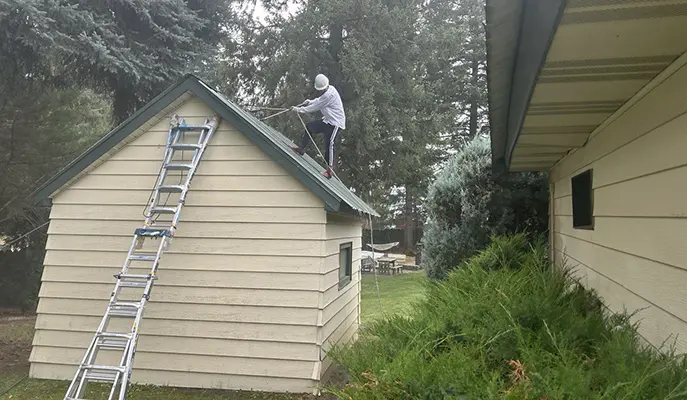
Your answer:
[296,85,346,130]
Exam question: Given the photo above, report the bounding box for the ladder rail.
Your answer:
[169,123,217,231]
[118,281,151,400]
[64,334,98,398]
[64,114,220,400]
[144,125,178,225]
[145,148,176,223]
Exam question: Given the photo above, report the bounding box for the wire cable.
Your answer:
[260,108,291,121]
[0,221,50,251]
[368,213,384,315]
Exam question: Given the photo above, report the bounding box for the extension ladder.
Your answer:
[64,114,221,400]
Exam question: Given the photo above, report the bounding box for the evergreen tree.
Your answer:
[0,0,235,121]
[422,136,548,280]
[0,0,234,309]
[0,83,112,310]
[211,0,488,250]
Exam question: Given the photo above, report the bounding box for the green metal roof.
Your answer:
[32,74,379,217]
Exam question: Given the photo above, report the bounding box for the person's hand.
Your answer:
[291,106,302,113]
[302,99,311,105]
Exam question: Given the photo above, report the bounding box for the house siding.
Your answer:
[30,97,331,392]
[318,215,362,378]
[550,59,687,352]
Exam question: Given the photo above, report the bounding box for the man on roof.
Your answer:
[290,73,346,179]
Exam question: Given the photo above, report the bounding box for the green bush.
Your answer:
[327,235,687,399]
[422,136,548,280]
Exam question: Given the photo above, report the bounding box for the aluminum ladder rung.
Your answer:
[170,143,202,151]
[115,273,155,280]
[109,302,140,317]
[97,336,130,350]
[98,332,132,339]
[149,206,177,214]
[134,227,171,237]
[173,124,211,131]
[116,273,156,289]
[119,281,146,289]
[157,184,185,193]
[128,254,157,262]
[165,163,193,170]
[82,365,125,382]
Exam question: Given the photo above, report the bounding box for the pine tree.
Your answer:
[0,0,235,309]
[0,82,112,310]
[0,0,235,121]
[210,0,486,250]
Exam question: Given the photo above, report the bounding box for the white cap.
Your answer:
[314,74,329,91]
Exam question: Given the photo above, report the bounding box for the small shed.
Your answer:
[28,74,378,393]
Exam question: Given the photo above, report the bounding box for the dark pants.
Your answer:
[300,120,341,168]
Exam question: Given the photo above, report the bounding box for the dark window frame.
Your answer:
[571,169,594,230]
[338,242,353,289]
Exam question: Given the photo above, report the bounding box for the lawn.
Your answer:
[0,272,427,399]
[360,271,427,325]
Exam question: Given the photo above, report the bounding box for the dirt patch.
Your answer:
[0,340,31,373]
[0,317,35,377]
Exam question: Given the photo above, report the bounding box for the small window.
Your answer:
[339,242,352,289]
[571,169,594,229]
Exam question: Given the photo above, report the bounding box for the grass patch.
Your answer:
[0,272,427,399]
[0,367,28,397]
[2,380,319,399]
[0,318,319,399]
[329,234,687,399]
[0,318,34,396]
[360,271,426,324]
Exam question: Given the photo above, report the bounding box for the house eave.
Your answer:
[486,0,567,172]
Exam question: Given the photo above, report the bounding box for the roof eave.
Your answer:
[31,75,197,203]
[486,0,567,172]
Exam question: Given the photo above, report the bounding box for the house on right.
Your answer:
[485,0,687,351]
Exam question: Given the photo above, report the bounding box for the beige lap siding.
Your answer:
[318,215,362,378]
[30,97,329,392]
[550,59,687,353]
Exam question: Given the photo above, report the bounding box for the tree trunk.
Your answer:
[404,186,415,252]
[468,56,479,139]
[328,22,344,86]
[113,84,137,123]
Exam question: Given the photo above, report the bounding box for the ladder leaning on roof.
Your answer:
[64,114,221,400]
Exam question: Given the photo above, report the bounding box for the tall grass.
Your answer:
[327,234,687,399]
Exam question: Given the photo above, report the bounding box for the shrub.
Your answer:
[327,235,687,399]
[422,136,548,280]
